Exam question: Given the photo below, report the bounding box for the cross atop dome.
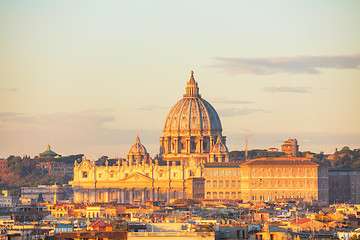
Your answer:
[184,70,201,98]
[135,135,140,144]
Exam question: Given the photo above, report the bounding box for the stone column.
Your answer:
[210,136,214,151]
[167,188,171,203]
[105,189,110,203]
[91,189,96,203]
[173,139,177,153]
[150,188,154,201]
[156,188,160,201]
[129,189,134,204]
[121,189,125,204]
[164,139,168,154]
[141,189,146,206]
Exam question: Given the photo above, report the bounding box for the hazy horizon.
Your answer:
[1,1,359,159]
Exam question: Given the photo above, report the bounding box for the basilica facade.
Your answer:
[70,72,328,204]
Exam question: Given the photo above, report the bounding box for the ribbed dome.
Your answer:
[210,136,229,154]
[128,136,147,155]
[163,71,222,137]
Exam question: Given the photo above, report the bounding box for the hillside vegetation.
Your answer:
[0,155,82,195]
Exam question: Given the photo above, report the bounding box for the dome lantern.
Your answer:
[184,71,200,98]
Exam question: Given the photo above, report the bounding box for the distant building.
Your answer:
[214,224,247,240]
[0,204,49,222]
[256,224,289,240]
[328,168,360,203]
[36,145,77,176]
[37,161,74,176]
[0,190,20,206]
[268,148,278,152]
[21,184,72,203]
[281,139,299,157]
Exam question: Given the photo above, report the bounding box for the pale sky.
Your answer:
[1,1,359,159]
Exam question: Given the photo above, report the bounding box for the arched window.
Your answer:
[213,192,218,199]
[219,192,224,199]
[231,180,236,187]
[213,180,218,188]
[206,192,211,199]
[225,180,230,188]
[219,181,224,188]
[237,180,241,187]
[231,192,236,199]
[237,192,241,199]
[225,192,230,199]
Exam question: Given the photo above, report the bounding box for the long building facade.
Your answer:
[204,157,328,203]
[71,72,328,204]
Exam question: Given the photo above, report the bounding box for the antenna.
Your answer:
[245,136,248,161]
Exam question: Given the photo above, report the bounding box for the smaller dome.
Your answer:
[210,136,229,154]
[39,144,59,157]
[128,136,148,155]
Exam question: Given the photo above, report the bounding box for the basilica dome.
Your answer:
[163,71,222,137]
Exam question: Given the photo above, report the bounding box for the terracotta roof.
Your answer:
[51,231,127,240]
[292,218,312,224]
[89,220,112,228]
[242,158,318,166]
[204,161,244,168]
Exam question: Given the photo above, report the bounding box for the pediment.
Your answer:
[121,172,153,182]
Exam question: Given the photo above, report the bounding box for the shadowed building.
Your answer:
[329,168,360,203]
[37,145,76,176]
